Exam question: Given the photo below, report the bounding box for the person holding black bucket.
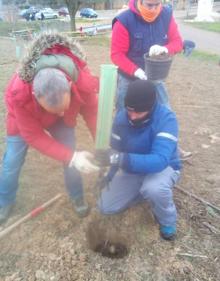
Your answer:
[111,0,192,159]
[111,0,183,110]
[95,80,181,241]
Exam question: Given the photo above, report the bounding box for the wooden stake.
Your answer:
[0,193,62,240]
[202,222,220,234]
[177,253,208,259]
[176,185,220,214]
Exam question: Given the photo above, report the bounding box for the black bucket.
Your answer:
[144,53,173,81]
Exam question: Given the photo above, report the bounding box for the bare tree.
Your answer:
[64,0,81,31]
[64,0,104,31]
[105,0,113,9]
[3,0,108,31]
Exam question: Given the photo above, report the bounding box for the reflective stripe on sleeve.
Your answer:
[157,132,177,142]
[112,133,121,140]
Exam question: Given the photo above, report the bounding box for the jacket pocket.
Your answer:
[132,32,144,52]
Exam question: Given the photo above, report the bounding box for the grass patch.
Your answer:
[80,34,110,46]
[0,18,105,37]
[185,21,220,33]
[76,18,102,24]
[0,20,71,37]
[190,50,219,63]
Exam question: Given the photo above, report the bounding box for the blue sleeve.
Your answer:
[122,114,178,173]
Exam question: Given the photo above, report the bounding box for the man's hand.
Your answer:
[95,149,123,167]
[149,45,168,56]
[69,151,100,174]
[134,68,147,80]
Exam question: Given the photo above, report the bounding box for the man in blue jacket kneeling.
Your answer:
[96,80,181,240]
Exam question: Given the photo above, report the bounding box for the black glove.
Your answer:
[95,149,123,167]
[98,165,119,189]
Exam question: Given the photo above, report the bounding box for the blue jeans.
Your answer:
[116,73,171,111]
[0,119,83,207]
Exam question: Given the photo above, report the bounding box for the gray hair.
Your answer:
[33,68,70,107]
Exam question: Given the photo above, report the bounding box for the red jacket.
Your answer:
[5,57,99,164]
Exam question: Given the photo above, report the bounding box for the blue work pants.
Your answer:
[98,167,180,227]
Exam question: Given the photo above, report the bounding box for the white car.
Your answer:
[35,8,59,20]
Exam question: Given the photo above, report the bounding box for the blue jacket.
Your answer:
[110,103,181,174]
[114,6,172,69]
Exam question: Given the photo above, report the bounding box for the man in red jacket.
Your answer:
[0,32,99,224]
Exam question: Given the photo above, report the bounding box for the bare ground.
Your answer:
[0,37,220,281]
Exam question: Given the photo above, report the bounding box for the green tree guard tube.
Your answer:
[95,64,118,150]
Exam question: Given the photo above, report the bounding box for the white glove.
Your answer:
[134,68,147,80]
[149,45,168,56]
[69,151,100,174]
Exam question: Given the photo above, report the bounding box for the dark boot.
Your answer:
[72,198,89,218]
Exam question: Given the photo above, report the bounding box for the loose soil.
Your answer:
[0,36,219,281]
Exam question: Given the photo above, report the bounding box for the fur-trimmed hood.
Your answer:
[18,31,86,82]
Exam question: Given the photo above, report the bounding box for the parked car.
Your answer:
[20,6,39,21]
[35,8,59,20]
[19,9,28,17]
[80,8,98,18]
[58,7,69,16]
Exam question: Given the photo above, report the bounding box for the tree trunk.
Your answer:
[65,0,80,32]
[105,0,113,10]
[69,9,77,31]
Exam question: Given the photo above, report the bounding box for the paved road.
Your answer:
[174,11,220,55]
[96,9,220,56]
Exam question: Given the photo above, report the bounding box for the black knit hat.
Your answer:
[124,80,156,112]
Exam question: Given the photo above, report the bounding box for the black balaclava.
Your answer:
[124,80,156,127]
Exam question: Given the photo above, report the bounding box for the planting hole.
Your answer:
[86,218,129,259]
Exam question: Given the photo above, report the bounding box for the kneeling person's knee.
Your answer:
[97,198,123,215]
